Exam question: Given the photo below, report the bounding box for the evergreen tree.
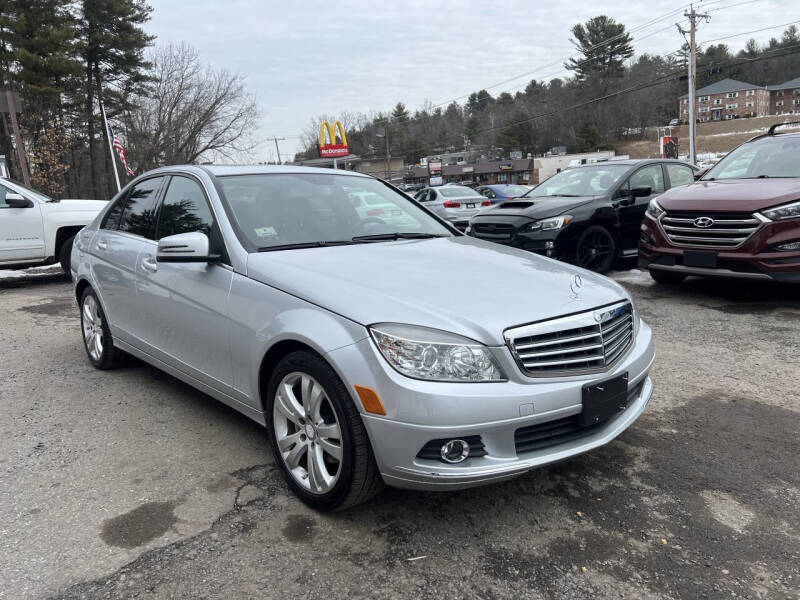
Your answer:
[79,0,153,198]
[565,16,633,81]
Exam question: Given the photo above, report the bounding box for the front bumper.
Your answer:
[639,213,800,283]
[327,320,655,491]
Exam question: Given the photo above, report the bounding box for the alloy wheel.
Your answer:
[577,230,614,271]
[272,372,343,494]
[81,295,104,362]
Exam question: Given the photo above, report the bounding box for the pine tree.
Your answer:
[565,16,633,81]
[79,0,153,198]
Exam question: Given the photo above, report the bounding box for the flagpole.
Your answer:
[99,98,122,194]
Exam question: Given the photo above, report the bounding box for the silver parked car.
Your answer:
[413,185,489,230]
[72,165,655,511]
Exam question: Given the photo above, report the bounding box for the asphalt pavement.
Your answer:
[1,266,798,599]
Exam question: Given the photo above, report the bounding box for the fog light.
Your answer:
[775,240,800,252]
[440,439,470,463]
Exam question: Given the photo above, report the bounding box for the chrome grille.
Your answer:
[505,302,634,376]
[660,211,761,248]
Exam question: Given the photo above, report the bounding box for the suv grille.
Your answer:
[514,380,644,454]
[660,211,761,248]
[505,302,634,376]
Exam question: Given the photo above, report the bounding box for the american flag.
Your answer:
[108,123,135,177]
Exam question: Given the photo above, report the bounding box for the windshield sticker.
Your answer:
[254,226,278,238]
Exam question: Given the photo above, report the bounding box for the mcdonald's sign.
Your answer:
[318,120,349,158]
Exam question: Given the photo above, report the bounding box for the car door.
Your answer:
[91,176,163,342]
[135,174,234,390]
[0,183,45,264]
[615,164,665,250]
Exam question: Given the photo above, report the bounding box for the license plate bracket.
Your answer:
[683,250,718,268]
[579,372,629,427]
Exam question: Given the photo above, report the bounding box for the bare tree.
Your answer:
[124,42,259,169]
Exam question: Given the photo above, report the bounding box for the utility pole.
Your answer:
[376,126,391,181]
[679,4,710,165]
[272,137,285,164]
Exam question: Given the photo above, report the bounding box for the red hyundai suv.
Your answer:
[639,122,800,284]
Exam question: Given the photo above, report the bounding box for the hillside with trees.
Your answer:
[295,19,800,164]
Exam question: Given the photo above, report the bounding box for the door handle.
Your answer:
[141,256,158,272]
[96,239,108,250]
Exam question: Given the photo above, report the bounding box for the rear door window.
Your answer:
[118,177,164,238]
[666,164,695,188]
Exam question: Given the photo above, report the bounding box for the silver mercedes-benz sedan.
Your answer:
[72,165,655,511]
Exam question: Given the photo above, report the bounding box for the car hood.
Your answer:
[245,237,628,346]
[657,178,800,212]
[474,196,595,220]
[48,199,108,211]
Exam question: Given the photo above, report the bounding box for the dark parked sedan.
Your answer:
[468,159,697,272]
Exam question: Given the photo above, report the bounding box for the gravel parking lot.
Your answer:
[1,266,799,599]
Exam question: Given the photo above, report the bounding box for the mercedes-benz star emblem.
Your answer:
[694,216,714,228]
[569,274,582,300]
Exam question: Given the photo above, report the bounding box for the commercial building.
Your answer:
[678,76,800,122]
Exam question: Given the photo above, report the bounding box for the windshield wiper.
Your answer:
[350,232,448,242]
[258,240,355,251]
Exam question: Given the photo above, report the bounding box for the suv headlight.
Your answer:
[646,199,665,219]
[759,200,800,221]
[525,215,572,232]
[370,323,507,382]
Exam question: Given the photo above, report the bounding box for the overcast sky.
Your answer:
[146,0,797,160]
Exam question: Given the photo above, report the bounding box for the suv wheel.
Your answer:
[266,350,383,511]
[80,288,123,369]
[576,226,616,273]
[649,269,687,285]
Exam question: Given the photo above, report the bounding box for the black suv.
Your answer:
[468,159,697,272]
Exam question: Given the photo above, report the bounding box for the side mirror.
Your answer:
[630,186,652,198]
[5,193,33,208]
[693,168,708,181]
[156,231,219,263]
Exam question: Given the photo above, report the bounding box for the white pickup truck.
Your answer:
[0,178,107,274]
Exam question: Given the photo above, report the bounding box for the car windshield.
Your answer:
[495,185,530,196]
[218,173,453,249]
[702,136,800,180]
[525,165,630,197]
[438,187,481,197]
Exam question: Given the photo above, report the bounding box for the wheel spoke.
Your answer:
[83,324,93,344]
[277,430,303,452]
[93,331,103,357]
[316,423,340,439]
[307,444,331,492]
[82,302,94,326]
[318,436,342,461]
[285,440,307,469]
[276,384,304,425]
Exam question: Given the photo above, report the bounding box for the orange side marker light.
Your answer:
[355,385,386,415]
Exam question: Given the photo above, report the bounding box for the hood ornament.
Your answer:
[569,273,583,300]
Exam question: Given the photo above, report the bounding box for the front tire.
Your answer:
[80,288,123,369]
[649,269,687,285]
[59,234,75,276]
[266,350,383,511]
[575,226,616,273]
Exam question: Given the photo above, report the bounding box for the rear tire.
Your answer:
[266,350,384,511]
[59,234,75,276]
[649,269,686,285]
[80,288,123,369]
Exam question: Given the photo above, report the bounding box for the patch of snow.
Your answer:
[609,269,654,286]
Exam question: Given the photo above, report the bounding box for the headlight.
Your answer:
[525,215,572,232]
[370,323,507,382]
[759,200,800,221]
[646,199,665,219]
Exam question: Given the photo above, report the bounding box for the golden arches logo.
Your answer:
[318,120,349,158]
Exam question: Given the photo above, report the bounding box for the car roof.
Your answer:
[571,158,696,169]
[139,164,373,179]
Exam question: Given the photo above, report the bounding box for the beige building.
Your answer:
[768,76,800,115]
